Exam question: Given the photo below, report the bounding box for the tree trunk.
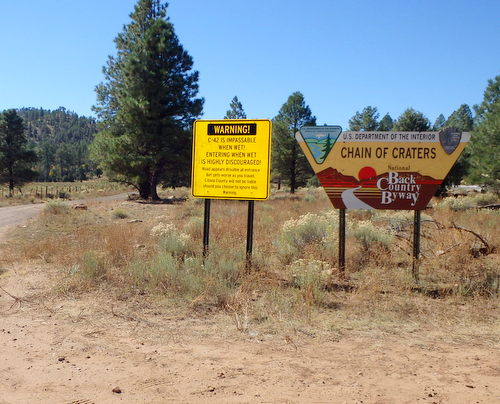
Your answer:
[8,167,14,197]
[138,181,150,199]
[290,143,297,194]
[150,171,160,201]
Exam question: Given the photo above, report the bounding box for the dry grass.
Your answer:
[2,187,498,339]
[0,179,133,206]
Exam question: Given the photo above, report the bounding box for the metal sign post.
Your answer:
[246,200,255,269]
[412,210,421,282]
[203,198,211,257]
[339,208,346,275]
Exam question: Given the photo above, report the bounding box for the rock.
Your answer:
[73,204,88,210]
[127,193,140,201]
[112,387,122,394]
[127,219,143,223]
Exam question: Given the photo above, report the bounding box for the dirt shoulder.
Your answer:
[0,193,130,241]
[1,261,499,404]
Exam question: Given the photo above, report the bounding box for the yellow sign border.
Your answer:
[191,119,272,200]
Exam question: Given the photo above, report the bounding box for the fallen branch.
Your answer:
[0,285,27,309]
[451,222,492,254]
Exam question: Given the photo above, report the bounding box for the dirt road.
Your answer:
[1,262,498,403]
[0,193,129,241]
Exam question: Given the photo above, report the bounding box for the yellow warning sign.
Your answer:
[191,120,272,200]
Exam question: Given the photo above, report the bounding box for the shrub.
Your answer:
[151,222,193,257]
[112,209,128,219]
[472,192,498,207]
[288,259,331,306]
[436,193,498,211]
[44,200,70,215]
[352,220,393,250]
[277,211,338,263]
[76,251,106,283]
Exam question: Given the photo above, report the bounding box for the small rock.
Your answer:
[73,204,88,210]
[58,357,65,362]
[112,387,122,394]
[128,219,143,223]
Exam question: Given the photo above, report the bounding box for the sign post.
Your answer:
[192,120,272,263]
[203,198,211,257]
[296,126,469,278]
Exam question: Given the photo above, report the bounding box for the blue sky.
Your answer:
[0,0,499,129]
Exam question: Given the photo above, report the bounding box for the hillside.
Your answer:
[14,107,98,181]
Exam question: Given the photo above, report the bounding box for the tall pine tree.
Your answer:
[91,0,203,199]
[393,108,430,131]
[224,96,246,119]
[348,106,379,131]
[469,75,500,188]
[0,110,37,196]
[378,113,394,131]
[440,104,474,190]
[432,114,446,130]
[272,92,316,193]
[446,104,473,131]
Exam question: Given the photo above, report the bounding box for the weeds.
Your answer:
[4,187,498,334]
[43,200,70,215]
[112,209,128,219]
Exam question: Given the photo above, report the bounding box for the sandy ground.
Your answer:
[1,262,499,404]
[0,199,499,403]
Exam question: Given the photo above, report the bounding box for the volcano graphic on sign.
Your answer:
[300,126,342,164]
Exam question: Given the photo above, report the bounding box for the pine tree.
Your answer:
[348,106,379,131]
[91,0,203,199]
[438,104,474,192]
[272,92,316,193]
[0,110,37,196]
[224,96,246,119]
[469,75,500,188]
[378,113,393,131]
[446,104,473,131]
[393,108,430,131]
[432,114,446,130]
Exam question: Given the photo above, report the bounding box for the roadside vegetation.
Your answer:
[2,187,498,339]
[0,179,133,206]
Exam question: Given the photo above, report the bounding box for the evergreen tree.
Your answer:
[393,108,430,131]
[348,106,379,131]
[224,96,246,119]
[432,114,446,130]
[439,104,474,191]
[378,113,394,131]
[272,92,316,193]
[446,104,473,131]
[91,0,203,199]
[0,110,37,196]
[469,75,500,188]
